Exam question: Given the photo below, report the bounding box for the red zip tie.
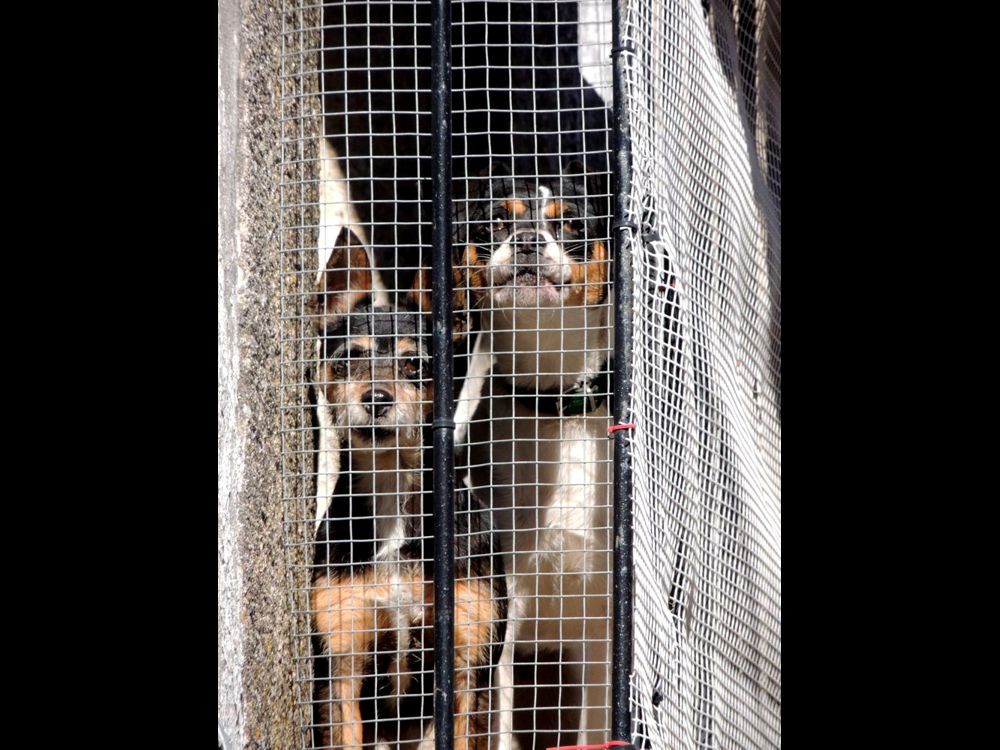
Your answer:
[608,422,637,435]
[548,742,634,750]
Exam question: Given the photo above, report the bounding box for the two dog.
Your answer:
[312,160,612,748]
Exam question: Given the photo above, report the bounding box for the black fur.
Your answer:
[456,169,606,254]
[314,425,505,586]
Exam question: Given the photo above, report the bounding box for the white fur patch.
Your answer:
[467,289,615,744]
[315,137,390,527]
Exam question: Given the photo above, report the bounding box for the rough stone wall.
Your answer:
[219,0,320,747]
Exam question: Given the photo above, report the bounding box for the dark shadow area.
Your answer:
[321,0,432,294]
[322,1,611,292]
[512,653,582,750]
[454,1,610,186]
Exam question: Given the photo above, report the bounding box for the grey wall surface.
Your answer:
[219,1,318,747]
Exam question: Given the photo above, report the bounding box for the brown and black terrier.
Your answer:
[311,228,506,749]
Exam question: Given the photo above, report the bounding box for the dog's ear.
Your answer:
[406,246,479,342]
[465,160,514,200]
[406,268,432,316]
[320,227,373,322]
[562,158,610,237]
[481,160,512,178]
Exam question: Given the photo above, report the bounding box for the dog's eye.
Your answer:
[331,346,367,373]
[339,346,368,361]
[562,218,585,236]
[492,217,507,234]
[472,223,492,243]
[472,217,507,245]
[401,358,424,380]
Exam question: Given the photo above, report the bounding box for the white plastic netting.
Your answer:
[622,0,781,747]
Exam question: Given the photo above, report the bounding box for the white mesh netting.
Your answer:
[622,1,780,747]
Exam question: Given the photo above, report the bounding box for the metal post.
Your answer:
[430,0,455,748]
[611,0,635,740]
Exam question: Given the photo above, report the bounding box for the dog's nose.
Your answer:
[512,232,544,251]
[361,389,393,418]
[512,236,544,269]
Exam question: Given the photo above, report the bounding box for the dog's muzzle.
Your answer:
[361,389,394,418]
[495,239,563,286]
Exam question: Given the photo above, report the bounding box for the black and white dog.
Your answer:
[455,163,613,747]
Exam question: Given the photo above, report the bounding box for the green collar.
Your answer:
[511,365,613,417]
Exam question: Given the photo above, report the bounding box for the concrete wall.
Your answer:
[219,0,320,746]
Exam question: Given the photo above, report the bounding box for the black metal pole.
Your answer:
[611,0,634,741]
[430,0,455,748]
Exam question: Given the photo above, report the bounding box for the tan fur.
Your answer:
[323,244,373,318]
[394,367,435,421]
[406,269,433,314]
[411,246,483,340]
[395,339,420,356]
[460,244,488,295]
[312,567,427,748]
[313,572,403,659]
[348,336,374,349]
[543,200,566,218]
[356,448,424,496]
[313,570,501,749]
[565,240,609,306]
[459,245,485,297]
[451,579,502,750]
[500,199,527,216]
[454,579,497,664]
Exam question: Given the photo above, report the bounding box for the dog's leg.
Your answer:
[314,574,378,748]
[414,638,481,749]
[417,718,436,750]
[454,331,492,448]
[492,576,517,750]
[330,661,367,748]
[575,613,611,746]
[492,636,515,750]
[458,580,495,750]
[451,658,477,750]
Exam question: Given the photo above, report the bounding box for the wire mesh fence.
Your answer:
[278,1,780,748]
